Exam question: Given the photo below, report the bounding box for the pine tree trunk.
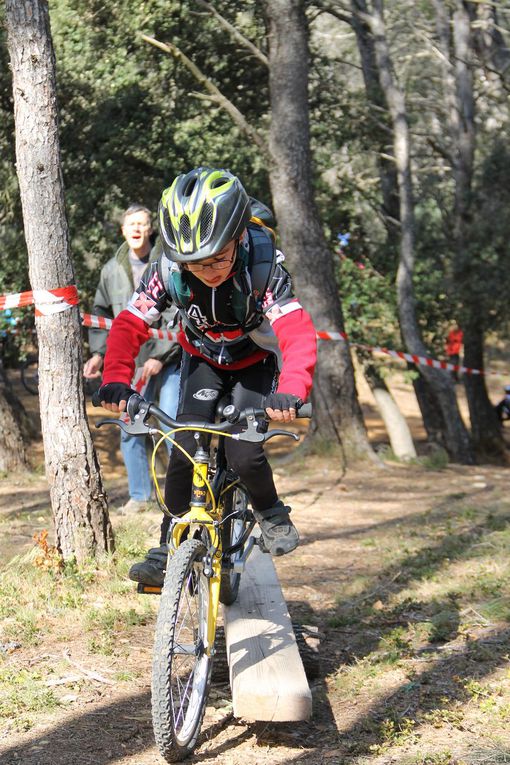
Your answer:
[5,0,114,561]
[263,0,374,461]
[0,378,28,472]
[368,0,474,464]
[410,367,446,449]
[462,323,506,460]
[436,2,505,460]
[0,362,30,471]
[360,357,416,460]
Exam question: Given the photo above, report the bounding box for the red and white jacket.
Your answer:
[102,225,316,402]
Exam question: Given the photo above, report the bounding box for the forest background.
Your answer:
[0,0,510,547]
[1,4,510,763]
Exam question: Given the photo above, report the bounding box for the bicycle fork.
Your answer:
[168,458,222,656]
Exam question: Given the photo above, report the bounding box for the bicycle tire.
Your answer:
[152,538,213,762]
[20,354,39,395]
[219,486,251,606]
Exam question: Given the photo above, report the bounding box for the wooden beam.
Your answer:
[222,543,312,721]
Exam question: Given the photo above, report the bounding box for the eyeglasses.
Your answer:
[187,254,234,271]
[124,222,151,230]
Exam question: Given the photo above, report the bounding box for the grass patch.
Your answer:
[0,522,156,654]
[0,664,60,730]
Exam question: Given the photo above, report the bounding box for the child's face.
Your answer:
[185,240,237,287]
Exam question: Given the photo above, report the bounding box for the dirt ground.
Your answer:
[1,367,509,765]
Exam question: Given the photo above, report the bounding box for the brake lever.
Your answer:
[265,430,300,442]
[95,417,154,436]
[233,415,301,444]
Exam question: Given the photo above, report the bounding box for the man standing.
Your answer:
[84,204,180,512]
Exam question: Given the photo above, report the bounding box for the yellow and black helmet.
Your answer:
[159,167,251,263]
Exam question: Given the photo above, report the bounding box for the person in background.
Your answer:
[84,204,181,513]
[96,167,316,585]
[445,324,463,382]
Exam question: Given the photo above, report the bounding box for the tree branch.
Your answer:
[311,0,353,26]
[140,34,269,158]
[195,0,269,67]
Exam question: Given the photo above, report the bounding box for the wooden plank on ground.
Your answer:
[222,542,312,722]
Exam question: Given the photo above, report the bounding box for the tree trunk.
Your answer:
[434,0,504,459]
[462,323,506,460]
[350,0,444,443]
[0,369,28,472]
[358,355,416,460]
[409,366,446,449]
[0,358,33,468]
[5,0,114,561]
[350,0,400,251]
[368,0,474,464]
[263,0,374,461]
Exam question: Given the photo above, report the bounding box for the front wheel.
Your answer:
[219,485,253,606]
[152,538,213,762]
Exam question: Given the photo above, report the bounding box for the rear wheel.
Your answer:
[152,538,212,762]
[219,486,253,606]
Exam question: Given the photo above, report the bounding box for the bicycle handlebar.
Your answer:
[93,392,312,443]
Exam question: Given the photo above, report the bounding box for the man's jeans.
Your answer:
[120,362,180,501]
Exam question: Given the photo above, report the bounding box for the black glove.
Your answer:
[264,393,303,412]
[97,382,137,406]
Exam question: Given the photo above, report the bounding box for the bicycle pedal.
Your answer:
[136,582,162,595]
[255,536,270,554]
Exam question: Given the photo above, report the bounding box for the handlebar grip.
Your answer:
[126,393,146,420]
[297,402,312,418]
[91,391,102,408]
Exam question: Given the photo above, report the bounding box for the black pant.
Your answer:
[160,352,278,544]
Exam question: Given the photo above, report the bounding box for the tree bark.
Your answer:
[0,358,32,469]
[350,0,400,250]
[357,355,416,460]
[368,0,474,464]
[462,322,506,461]
[5,0,114,561]
[262,0,374,460]
[434,0,504,458]
[0,371,28,472]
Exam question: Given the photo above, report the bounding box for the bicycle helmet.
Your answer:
[159,167,251,263]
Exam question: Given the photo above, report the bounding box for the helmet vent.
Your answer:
[183,177,197,197]
[211,175,229,189]
[180,214,192,243]
[199,202,214,241]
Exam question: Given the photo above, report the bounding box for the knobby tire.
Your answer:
[151,538,213,762]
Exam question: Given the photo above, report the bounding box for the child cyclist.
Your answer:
[98,167,317,586]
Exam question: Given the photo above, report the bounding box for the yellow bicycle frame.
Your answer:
[150,426,241,655]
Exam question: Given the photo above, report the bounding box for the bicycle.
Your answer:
[96,392,311,762]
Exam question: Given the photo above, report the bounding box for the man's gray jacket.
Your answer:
[88,237,180,368]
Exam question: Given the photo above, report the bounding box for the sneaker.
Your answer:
[117,498,150,515]
[129,544,168,587]
[253,501,299,556]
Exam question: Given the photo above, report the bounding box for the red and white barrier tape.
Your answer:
[0,286,504,378]
[315,329,485,377]
[0,286,79,316]
[81,312,180,342]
